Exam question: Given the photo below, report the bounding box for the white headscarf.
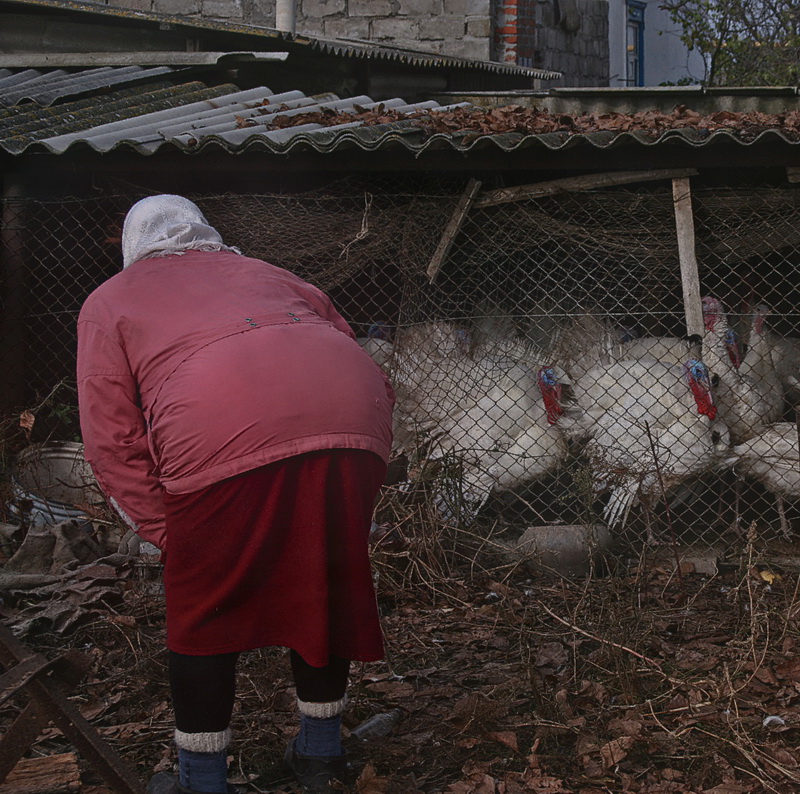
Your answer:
[121,194,240,268]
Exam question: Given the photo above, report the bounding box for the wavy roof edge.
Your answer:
[185,126,800,155]
[20,121,800,158]
[1,0,561,80]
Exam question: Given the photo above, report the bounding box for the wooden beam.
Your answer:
[0,652,89,785]
[427,178,482,284]
[475,168,699,208]
[0,625,145,794]
[672,176,704,343]
[0,655,59,709]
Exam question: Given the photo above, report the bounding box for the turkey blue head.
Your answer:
[367,321,392,340]
[537,366,564,425]
[455,328,471,355]
[684,359,717,420]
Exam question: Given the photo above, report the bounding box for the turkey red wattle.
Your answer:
[725,328,741,369]
[537,366,564,425]
[702,296,723,332]
[685,359,717,420]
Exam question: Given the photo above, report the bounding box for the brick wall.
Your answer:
[492,0,608,83]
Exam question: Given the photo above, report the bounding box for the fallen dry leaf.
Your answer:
[487,730,519,752]
[520,767,572,792]
[355,763,391,793]
[365,680,416,698]
[599,735,637,769]
[534,641,569,673]
[775,656,800,682]
[762,743,799,768]
[19,409,35,440]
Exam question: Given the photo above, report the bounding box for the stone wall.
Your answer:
[110,0,608,85]
[492,0,608,84]
[533,0,609,85]
[142,0,494,61]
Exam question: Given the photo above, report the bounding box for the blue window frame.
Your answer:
[626,1,646,86]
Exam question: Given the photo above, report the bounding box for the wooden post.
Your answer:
[672,176,704,348]
[427,178,481,284]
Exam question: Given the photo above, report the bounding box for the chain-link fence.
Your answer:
[2,176,800,550]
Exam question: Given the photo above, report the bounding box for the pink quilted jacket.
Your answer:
[77,250,394,549]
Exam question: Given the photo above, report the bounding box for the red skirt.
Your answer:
[162,449,386,666]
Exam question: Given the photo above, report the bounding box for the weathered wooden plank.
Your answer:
[427,178,482,284]
[672,176,704,344]
[0,753,81,793]
[475,168,699,208]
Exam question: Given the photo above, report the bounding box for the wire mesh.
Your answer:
[2,178,800,550]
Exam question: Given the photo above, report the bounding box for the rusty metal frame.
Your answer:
[0,622,146,794]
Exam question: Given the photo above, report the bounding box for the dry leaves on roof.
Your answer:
[236,103,800,142]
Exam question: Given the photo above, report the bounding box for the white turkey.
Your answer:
[568,356,728,542]
[356,321,394,372]
[701,297,782,444]
[428,359,569,524]
[385,321,474,457]
[739,304,800,410]
[371,320,570,525]
[770,336,800,408]
[727,422,800,538]
[739,303,783,412]
[617,328,739,370]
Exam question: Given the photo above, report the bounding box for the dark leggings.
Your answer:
[169,650,351,734]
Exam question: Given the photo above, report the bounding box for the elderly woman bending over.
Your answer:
[77,195,395,794]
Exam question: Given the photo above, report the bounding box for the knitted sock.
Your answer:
[175,728,230,793]
[296,696,347,758]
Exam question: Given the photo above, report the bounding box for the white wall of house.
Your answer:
[608,0,705,85]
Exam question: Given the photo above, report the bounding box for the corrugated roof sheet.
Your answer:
[2,70,799,158]
[2,0,560,81]
[0,81,235,154]
[24,84,470,155]
[9,86,800,157]
[0,64,177,107]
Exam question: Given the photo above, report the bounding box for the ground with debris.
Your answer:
[2,517,800,794]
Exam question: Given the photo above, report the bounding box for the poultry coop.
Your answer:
[2,174,800,551]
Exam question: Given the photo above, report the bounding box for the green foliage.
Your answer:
[660,0,800,86]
